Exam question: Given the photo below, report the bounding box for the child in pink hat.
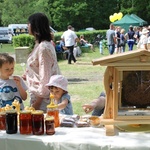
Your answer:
[46,75,73,115]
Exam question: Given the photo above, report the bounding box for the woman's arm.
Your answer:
[82,96,105,113]
[31,97,43,110]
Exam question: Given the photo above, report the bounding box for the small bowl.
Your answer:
[89,116,101,127]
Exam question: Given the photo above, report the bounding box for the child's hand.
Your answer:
[22,74,26,81]
[13,76,21,86]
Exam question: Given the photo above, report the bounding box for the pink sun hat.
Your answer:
[46,75,68,92]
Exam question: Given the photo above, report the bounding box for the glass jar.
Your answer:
[19,110,32,134]
[45,116,55,135]
[31,110,44,135]
[47,94,60,128]
[6,110,18,134]
[47,107,60,128]
[0,112,6,130]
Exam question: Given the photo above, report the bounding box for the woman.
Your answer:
[80,35,94,51]
[126,25,135,51]
[137,28,149,50]
[23,13,60,112]
[120,28,126,53]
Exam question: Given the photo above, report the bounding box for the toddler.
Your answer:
[46,75,73,115]
[0,53,28,109]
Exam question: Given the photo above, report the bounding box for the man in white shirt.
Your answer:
[61,25,78,64]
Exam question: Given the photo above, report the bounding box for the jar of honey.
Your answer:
[0,112,6,130]
[47,94,60,128]
[19,110,32,134]
[31,110,44,135]
[5,110,18,134]
[45,116,55,135]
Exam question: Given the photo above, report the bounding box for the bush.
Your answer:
[54,30,107,44]
[13,34,34,49]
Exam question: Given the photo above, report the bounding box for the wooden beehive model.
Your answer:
[92,49,150,136]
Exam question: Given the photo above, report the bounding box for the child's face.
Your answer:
[50,87,65,101]
[0,62,14,80]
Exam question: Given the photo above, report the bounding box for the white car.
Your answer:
[0,27,12,43]
[85,27,95,31]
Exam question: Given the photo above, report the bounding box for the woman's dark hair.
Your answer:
[28,12,52,43]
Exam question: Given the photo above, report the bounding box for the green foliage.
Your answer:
[0,44,14,54]
[1,0,35,25]
[54,30,106,44]
[13,34,34,49]
[0,0,150,31]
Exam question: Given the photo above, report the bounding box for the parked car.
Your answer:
[0,27,12,43]
[78,27,95,32]
[8,24,28,36]
[85,27,95,31]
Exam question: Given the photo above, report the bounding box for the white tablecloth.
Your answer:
[1,127,150,150]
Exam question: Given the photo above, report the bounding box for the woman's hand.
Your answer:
[82,103,96,113]
[31,97,43,110]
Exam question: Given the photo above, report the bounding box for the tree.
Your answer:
[1,0,36,26]
[120,0,150,25]
[0,0,149,30]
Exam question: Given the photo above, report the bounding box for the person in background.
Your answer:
[120,28,126,53]
[115,26,121,53]
[106,23,116,55]
[82,92,105,116]
[71,27,82,57]
[50,32,56,48]
[0,53,27,109]
[61,25,78,64]
[148,25,150,37]
[134,26,141,45]
[46,75,73,115]
[73,42,82,58]
[80,35,94,51]
[22,12,60,112]
[55,40,69,59]
[126,25,135,51]
[147,26,150,49]
[137,28,149,50]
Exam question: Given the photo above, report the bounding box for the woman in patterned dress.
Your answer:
[23,13,60,112]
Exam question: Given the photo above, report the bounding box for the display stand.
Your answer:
[92,49,150,136]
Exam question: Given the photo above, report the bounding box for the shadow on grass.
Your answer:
[68,78,89,84]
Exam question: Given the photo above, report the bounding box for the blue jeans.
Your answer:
[108,44,115,55]
[127,40,134,51]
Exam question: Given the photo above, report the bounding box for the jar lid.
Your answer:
[47,103,58,109]
[31,110,43,115]
[0,112,6,115]
[20,110,31,114]
[6,110,17,114]
[45,116,54,121]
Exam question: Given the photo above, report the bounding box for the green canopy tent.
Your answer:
[130,14,148,26]
[113,14,141,32]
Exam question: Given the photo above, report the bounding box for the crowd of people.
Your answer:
[1,12,150,118]
[0,12,99,117]
[55,25,94,64]
[106,23,150,55]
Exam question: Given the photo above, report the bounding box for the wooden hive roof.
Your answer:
[92,49,150,67]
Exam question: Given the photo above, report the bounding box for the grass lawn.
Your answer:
[0,43,14,54]
[1,44,136,115]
